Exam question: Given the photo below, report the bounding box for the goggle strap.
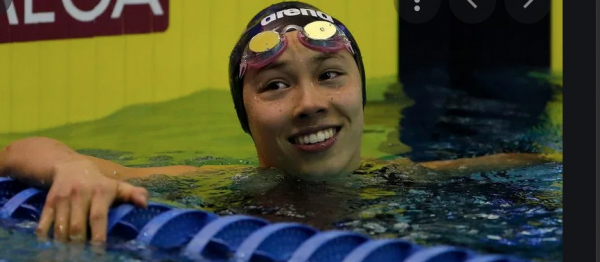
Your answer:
[239,62,247,79]
[346,41,355,55]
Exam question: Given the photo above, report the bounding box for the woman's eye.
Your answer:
[319,71,340,82]
[264,81,289,91]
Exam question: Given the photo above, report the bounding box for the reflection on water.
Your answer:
[120,157,561,262]
[400,68,562,162]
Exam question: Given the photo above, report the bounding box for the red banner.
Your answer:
[0,0,169,44]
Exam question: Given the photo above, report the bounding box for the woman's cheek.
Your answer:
[256,103,287,132]
[338,86,362,107]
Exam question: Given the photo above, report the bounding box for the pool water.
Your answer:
[0,158,563,262]
[0,71,562,261]
[123,159,562,261]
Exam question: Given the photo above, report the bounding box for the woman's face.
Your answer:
[242,30,364,179]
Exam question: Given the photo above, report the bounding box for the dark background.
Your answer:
[396,0,556,161]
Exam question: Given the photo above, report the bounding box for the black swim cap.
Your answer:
[228,1,366,135]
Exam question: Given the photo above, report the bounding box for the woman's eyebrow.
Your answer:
[310,52,345,64]
[256,60,290,76]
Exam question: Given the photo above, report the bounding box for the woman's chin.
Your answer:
[284,164,352,182]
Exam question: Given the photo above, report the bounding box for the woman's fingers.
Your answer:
[68,185,92,242]
[35,204,55,239]
[88,184,113,243]
[35,174,148,243]
[53,191,71,242]
[87,180,149,243]
[116,181,148,208]
[131,187,149,208]
[36,183,62,239]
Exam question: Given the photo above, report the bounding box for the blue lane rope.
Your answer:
[0,177,529,262]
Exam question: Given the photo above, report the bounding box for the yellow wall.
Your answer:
[551,0,563,74]
[0,0,398,134]
[0,0,562,134]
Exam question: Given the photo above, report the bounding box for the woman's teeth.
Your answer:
[294,128,337,145]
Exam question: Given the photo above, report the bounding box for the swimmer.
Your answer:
[0,1,550,244]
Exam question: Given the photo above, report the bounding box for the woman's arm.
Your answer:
[0,137,197,183]
[419,153,554,175]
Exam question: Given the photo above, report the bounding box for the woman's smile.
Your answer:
[289,125,342,153]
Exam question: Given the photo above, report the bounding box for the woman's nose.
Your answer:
[293,83,329,120]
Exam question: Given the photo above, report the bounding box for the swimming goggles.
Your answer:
[238,20,355,79]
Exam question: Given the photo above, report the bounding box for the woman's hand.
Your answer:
[1,137,195,242]
[35,159,148,243]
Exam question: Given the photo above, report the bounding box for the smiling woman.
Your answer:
[239,28,364,178]
[0,0,554,245]
[228,3,367,178]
